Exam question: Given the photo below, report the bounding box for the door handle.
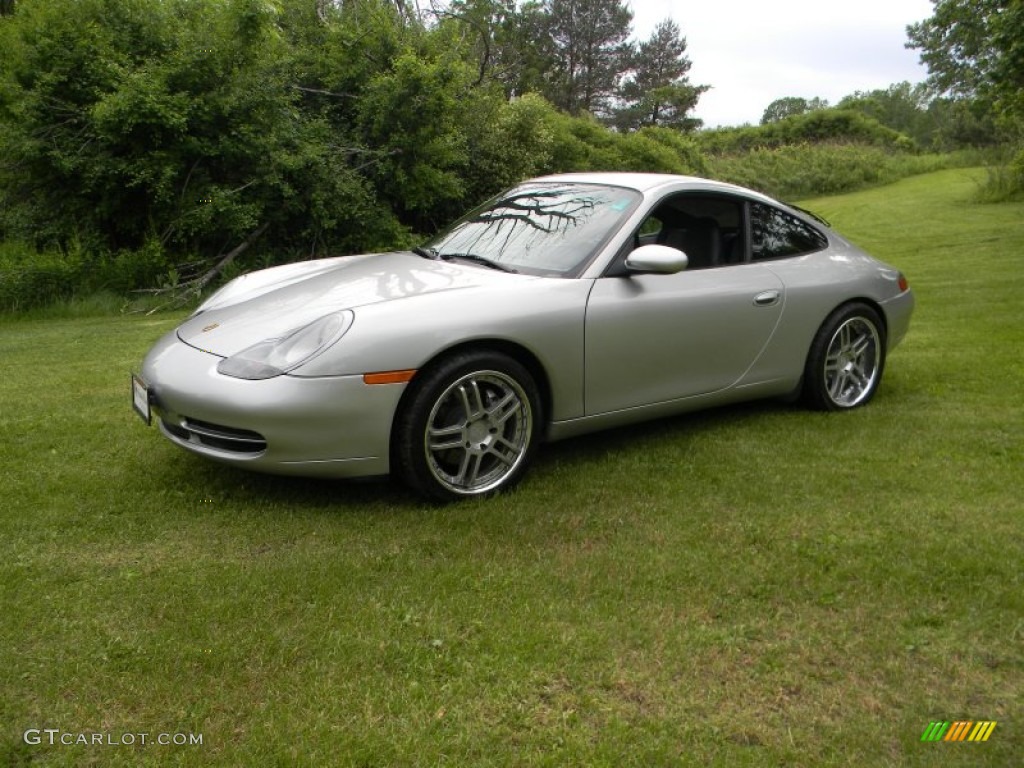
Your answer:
[753,290,781,307]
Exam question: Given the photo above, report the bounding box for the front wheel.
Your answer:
[392,351,542,501]
[803,303,886,411]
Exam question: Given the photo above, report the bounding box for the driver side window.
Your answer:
[636,216,662,247]
[631,194,743,270]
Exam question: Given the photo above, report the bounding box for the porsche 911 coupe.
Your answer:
[132,173,914,500]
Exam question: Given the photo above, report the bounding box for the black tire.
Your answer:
[803,302,886,411]
[392,350,543,501]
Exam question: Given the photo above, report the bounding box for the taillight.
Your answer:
[898,273,909,292]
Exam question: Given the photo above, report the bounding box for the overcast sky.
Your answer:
[628,0,936,127]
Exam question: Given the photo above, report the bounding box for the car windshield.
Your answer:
[424,183,642,277]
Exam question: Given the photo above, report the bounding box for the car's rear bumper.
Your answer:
[139,331,406,478]
[880,288,914,352]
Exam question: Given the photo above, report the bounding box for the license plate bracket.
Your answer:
[131,374,151,426]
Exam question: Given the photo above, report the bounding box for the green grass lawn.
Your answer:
[1,168,1021,766]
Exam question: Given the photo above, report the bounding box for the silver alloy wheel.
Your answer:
[423,370,533,495]
[823,316,881,407]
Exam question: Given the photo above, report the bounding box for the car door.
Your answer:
[584,263,785,414]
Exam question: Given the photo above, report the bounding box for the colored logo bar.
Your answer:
[921,721,997,742]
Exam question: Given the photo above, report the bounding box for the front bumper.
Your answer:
[140,332,407,478]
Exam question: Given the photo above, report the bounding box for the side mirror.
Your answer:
[624,244,689,275]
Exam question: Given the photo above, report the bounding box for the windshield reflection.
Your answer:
[426,184,641,277]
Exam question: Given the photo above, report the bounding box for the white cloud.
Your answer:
[628,0,935,126]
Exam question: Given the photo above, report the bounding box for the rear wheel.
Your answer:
[803,303,886,411]
[393,351,542,501]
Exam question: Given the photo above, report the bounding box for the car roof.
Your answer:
[528,172,777,202]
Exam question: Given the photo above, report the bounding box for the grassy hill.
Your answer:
[1,168,1020,766]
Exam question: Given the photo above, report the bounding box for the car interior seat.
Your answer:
[657,216,722,269]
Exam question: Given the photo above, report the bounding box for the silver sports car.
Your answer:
[133,173,914,500]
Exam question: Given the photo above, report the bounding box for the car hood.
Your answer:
[177,251,536,357]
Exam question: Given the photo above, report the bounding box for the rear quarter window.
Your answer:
[751,203,828,260]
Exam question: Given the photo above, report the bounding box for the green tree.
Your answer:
[990,1,1024,119]
[504,1,558,97]
[357,52,478,228]
[0,0,717,304]
[612,18,707,132]
[907,0,1024,121]
[0,0,403,258]
[544,0,633,116]
[838,82,934,145]
[906,0,1008,100]
[927,97,1001,147]
[461,93,557,201]
[761,96,828,125]
[907,0,1023,189]
[431,0,531,90]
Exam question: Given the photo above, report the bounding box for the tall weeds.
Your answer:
[705,144,979,200]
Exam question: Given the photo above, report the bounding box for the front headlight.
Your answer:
[217,310,355,380]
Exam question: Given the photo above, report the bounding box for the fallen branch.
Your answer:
[194,222,269,293]
[132,223,270,314]
[292,84,356,99]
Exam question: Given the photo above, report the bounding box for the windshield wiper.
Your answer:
[438,252,518,273]
[413,245,440,260]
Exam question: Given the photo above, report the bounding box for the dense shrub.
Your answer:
[463,94,557,204]
[1009,147,1024,196]
[0,0,1013,313]
[0,0,411,257]
[706,144,956,200]
[0,238,179,311]
[699,110,913,156]
[0,242,82,311]
[976,146,1024,201]
[0,0,708,287]
[537,110,705,175]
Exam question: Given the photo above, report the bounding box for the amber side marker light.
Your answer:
[363,369,417,385]
[898,273,909,292]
